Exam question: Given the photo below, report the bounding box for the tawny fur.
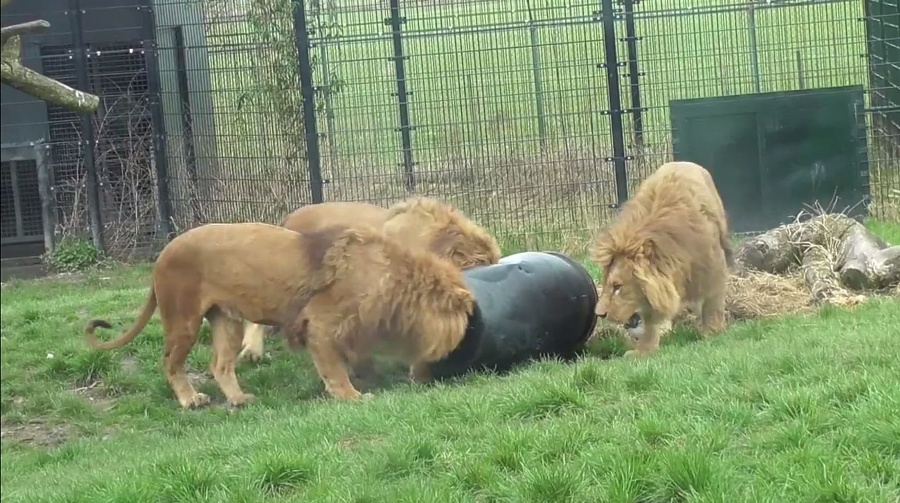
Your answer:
[83,222,475,409]
[281,201,390,235]
[590,161,733,357]
[239,196,501,364]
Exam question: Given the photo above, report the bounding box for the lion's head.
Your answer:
[384,197,501,269]
[590,227,683,326]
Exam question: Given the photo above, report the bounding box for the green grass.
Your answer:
[189,0,897,249]
[2,223,899,502]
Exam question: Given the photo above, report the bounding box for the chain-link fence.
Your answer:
[1,0,897,260]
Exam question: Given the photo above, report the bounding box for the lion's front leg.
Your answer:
[624,318,666,358]
[408,361,433,383]
[302,312,365,401]
[699,291,727,338]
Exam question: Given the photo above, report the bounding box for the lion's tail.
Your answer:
[84,287,158,350]
[720,230,735,269]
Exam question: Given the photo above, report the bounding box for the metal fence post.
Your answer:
[599,0,629,207]
[293,0,325,204]
[621,0,644,147]
[139,0,175,240]
[387,0,416,192]
[67,0,104,252]
[528,15,548,149]
[35,142,57,256]
[312,1,339,161]
[747,2,762,93]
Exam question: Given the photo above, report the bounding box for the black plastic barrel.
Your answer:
[426,251,599,381]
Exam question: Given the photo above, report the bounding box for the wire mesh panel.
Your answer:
[88,41,159,255]
[0,160,42,245]
[623,0,898,222]
[306,0,620,251]
[20,2,162,258]
[3,0,896,264]
[40,45,90,243]
[156,0,317,231]
[865,0,900,221]
[307,0,406,207]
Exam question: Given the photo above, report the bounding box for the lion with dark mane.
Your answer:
[590,161,733,356]
[83,222,475,409]
[239,196,501,364]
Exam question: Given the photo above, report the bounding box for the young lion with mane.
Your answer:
[239,196,501,366]
[83,223,475,409]
[590,161,734,356]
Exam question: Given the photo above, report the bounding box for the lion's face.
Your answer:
[595,258,649,325]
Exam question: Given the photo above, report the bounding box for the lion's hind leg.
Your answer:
[161,314,210,409]
[208,310,256,407]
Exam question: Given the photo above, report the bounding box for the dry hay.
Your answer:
[723,269,812,321]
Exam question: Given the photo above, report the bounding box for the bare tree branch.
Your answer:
[1,19,50,45]
[2,0,100,114]
[1,32,100,115]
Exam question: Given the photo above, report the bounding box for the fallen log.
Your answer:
[836,224,900,291]
[734,213,858,274]
[801,245,845,305]
[735,213,899,292]
[734,224,798,274]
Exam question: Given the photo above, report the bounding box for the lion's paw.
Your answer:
[624,349,651,359]
[184,392,211,409]
[238,344,264,363]
[329,389,364,401]
[227,393,255,408]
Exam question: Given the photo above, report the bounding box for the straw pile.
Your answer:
[723,269,812,321]
[730,211,897,317]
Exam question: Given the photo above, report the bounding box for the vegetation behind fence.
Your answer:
[2,0,897,262]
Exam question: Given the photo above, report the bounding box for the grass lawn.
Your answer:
[2,222,899,502]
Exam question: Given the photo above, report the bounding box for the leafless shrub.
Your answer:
[52,76,160,260]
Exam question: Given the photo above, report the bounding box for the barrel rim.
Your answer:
[542,251,600,344]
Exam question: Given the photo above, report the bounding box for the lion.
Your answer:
[83,222,475,409]
[238,196,501,364]
[590,161,733,357]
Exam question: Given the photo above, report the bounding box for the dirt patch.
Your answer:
[1,417,73,447]
[70,381,118,412]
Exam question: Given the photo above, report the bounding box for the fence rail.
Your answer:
[0,0,897,260]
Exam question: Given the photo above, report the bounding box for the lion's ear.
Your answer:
[632,258,680,318]
[636,235,659,263]
[430,228,461,257]
[589,235,614,270]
